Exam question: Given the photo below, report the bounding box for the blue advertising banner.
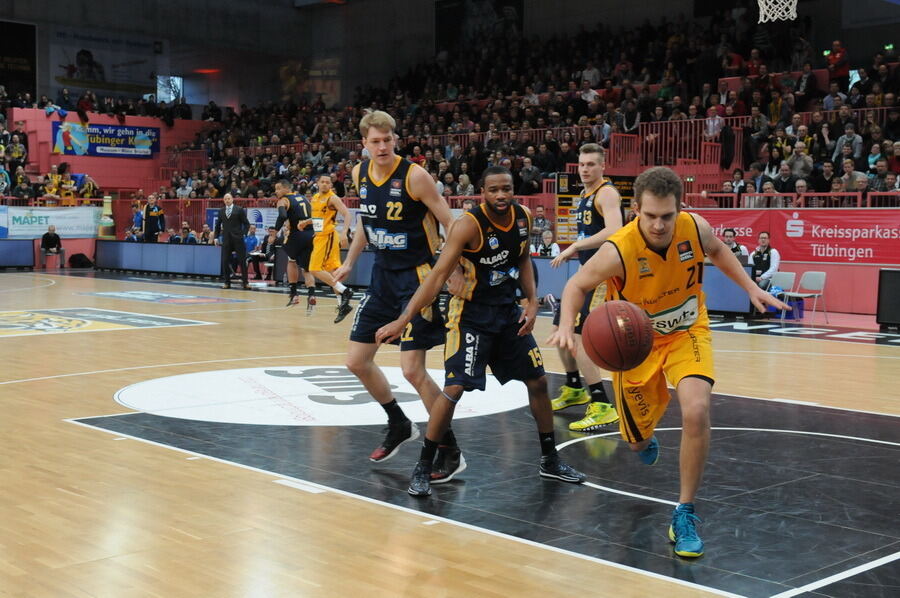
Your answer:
[52,121,160,158]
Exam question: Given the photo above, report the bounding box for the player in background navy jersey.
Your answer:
[548,144,624,431]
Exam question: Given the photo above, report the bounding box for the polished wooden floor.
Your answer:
[1,271,898,598]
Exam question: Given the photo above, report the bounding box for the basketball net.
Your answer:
[757,0,797,22]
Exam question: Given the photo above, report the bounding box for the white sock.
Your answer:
[334,282,346,293]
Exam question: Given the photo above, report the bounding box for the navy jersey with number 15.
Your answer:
[457,203,532,306]
[358,157,441,270]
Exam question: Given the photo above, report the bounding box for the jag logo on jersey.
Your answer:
[365,226,408,250]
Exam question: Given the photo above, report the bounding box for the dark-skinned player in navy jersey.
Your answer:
[376,166,585,496]
[333,110,466,481]
[548,144,624,431]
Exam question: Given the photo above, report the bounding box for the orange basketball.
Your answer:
[581,300,654,371]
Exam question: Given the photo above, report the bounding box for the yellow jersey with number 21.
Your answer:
[605,211,709,338]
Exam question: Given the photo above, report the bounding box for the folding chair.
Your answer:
[781,271,828,323]
[769,271,796,294]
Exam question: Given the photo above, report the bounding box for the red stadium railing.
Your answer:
[681,191,891,209]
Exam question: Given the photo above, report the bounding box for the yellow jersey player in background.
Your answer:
[549,166,788,558]
[310,174,355,323]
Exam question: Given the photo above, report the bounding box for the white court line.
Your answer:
[0,274,57,293]
[0,351,395,386]
[768,550,900,598]
[558,427,900,452]
[273,479,327,494]
[582,482,678,506]
[62,417,747,598]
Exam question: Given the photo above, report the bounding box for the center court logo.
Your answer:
[114,366,529,426]
[786,212,804,238]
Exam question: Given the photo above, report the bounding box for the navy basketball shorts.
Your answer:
[350,263,445,351]
[552,281,607,334]
[443,297,545,391]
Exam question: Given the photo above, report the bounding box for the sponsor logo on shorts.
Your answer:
[626,386,650,417]
[678,240,694,262]
[464,333,479,376]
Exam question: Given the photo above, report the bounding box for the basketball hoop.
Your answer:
[757,0,797,22]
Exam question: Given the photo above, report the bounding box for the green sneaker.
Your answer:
[568,402,619,432]
[550,385,590,411]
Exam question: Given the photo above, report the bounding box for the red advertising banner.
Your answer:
[689,209,900,265]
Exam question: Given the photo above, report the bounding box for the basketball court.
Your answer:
[2,270,897,598]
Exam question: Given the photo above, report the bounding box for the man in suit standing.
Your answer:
[214,193,250,289]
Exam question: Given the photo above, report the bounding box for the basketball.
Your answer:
[581,301,654,371]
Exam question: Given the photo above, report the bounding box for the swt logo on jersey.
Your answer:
[647,295,699,334]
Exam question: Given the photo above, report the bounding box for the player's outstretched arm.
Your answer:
[375,216,476,344]
[692,213,790,314]
[547,242,624,355]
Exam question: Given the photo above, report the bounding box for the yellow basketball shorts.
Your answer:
[612,325,715,444]
[309,230,341,272]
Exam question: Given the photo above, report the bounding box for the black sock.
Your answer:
[440,428,457,448]
[419,437,439,464]
[381,399,406,423]
[307,285,315,297]
[589,382,611,404]
[539,432,556,458]
[566,371,581,388]
[289,282,298,294]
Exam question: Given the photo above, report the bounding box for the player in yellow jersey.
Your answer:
[549,167,788,558]
[310,174,355,323]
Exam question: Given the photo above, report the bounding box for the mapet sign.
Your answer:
[116,367,530,426]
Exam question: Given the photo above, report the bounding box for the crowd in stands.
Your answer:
[0,84,197,124]
[5,7,900,211]
[166,9,898,207]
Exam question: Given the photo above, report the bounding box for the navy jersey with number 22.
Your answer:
[358,157,441,270]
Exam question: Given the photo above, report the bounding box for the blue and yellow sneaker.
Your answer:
[551,386,590,411]
[637,436,659,465]
[669,503,704,557]
[569,401,619,431]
